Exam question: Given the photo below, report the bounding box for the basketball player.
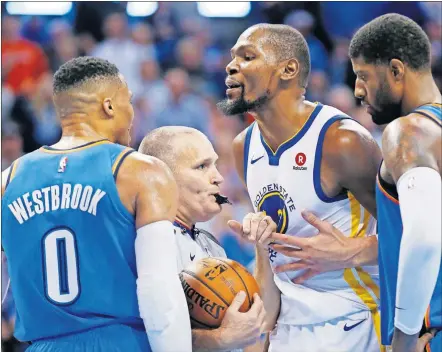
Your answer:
[219,24,383,351]
[256,15,440,352]
[1,57,192,351]
[139,126,266,351]
[349,14,442,352]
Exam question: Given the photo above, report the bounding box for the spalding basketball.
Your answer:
[179,257,260,329]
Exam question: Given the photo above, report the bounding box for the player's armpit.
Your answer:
[382,114,441,183]
[325,119,381,218]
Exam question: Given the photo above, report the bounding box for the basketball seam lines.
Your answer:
[182,269,230,307]
[190,316,217,329]
[215,258,252,308]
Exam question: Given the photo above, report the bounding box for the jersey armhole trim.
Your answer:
[313,115,350,203]
[376,175,399,205]
[413,110,442,127]
[243,122,255,185]
[5,159,20,190]
[112,148,135,180]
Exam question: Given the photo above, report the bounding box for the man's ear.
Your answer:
[389,59,405,82]
[280,58,299,82]
[102,98,114,117]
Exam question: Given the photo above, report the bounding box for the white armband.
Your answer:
[135,221,192,351]
[395,167,442,334]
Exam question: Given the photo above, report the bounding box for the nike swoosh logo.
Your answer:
[343,319,366,331]
[251,155,264,164]
[190,254,195,261]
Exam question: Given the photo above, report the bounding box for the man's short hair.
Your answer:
[138,126,200,172]
[252,24,311,88]
[349,13,431,71]
[53,56,120,94]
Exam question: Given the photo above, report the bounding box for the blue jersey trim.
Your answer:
[416,105,442,119]
[260,103,323,166]
[5,160,16,189]
[113,149,135,180]
[243,122,255,185]
[313,115,350,203]
[41,139,109,152]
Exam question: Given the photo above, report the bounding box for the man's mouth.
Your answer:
[361,101,375,115]
[225,78,242,97]
[213,193,232,205]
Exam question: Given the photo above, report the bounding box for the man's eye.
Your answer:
[197,164,206,170]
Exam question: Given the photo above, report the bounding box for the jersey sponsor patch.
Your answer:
[293,152,307,171]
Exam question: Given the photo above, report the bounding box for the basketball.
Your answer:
[179,257,260,329]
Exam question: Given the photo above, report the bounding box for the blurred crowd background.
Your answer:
[1,2,441,350]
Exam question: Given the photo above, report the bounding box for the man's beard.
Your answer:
[370,80,402,125]
[217,86,269,116]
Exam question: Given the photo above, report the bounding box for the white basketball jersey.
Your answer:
[244,103,379,325]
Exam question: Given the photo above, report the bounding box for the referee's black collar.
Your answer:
[173,218,197,240]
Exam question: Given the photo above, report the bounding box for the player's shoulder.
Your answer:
[383,113,438,146]
[318,103,372,144]
[382,113,441,179]
[324,111,380,163]
[119,151,175,186]
[125,151,169,171]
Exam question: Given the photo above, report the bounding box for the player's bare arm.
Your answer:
[326,119,381,217]
[118,152,192,352]
[270,120,381,282]
[228,130,281,333]
[382,115,441,352]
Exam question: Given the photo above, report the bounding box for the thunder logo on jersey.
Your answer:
[254,183,295,234]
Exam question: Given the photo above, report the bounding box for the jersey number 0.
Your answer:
[42,228,80,305]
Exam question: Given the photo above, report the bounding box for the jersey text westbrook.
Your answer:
[8,183,106,224]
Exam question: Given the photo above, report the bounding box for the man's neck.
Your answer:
[53,119,114,148]
[251,93,316,153]
[175,214,194,229]
[402,73,442,115]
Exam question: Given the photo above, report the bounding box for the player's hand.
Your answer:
[391,327,436,352]
[218,291,267,349]
[415,329,436,352]
[269,210,367,284]
[228,212,276,248]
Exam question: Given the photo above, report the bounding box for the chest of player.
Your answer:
[246,133,340,235]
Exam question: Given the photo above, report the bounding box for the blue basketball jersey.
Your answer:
[1,140,144,342]
[376,103,442,345]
